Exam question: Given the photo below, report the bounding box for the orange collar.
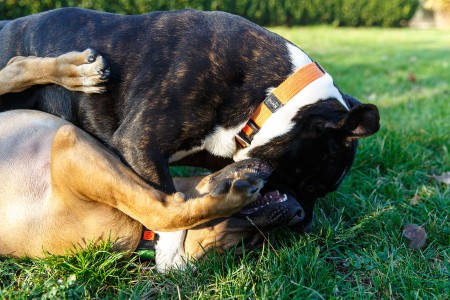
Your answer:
[236,61,326,148]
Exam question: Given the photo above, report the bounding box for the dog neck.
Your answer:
[169,43,349,162]
[233,44,349,160]
[234,76,348,160]
[235,61,327,148]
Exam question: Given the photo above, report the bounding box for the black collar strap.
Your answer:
[136,227,158,259]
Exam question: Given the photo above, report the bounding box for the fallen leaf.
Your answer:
[403,224,427,250]
[410,194,421,205]
[433,172,450,185]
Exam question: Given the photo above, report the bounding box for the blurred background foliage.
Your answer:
[0,0,419,27]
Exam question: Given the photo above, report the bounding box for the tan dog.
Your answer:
[0,51,302,271]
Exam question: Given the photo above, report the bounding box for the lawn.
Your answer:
[1,27,449,299]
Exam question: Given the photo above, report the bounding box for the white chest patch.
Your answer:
[202,122,247,157]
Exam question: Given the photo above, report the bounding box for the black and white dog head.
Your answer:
[232,45,380,231]
[240,97,379,231]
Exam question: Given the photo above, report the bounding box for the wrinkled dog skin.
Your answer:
[0,8,379,231]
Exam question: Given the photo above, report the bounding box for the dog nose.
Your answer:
[288,207,305,225]
[287,205,315,233]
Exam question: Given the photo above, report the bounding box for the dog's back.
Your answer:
[0,8,292,155]
[0,20,8,31]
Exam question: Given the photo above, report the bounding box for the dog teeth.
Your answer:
[240,190,288,215]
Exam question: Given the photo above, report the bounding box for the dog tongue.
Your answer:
[239,190,288,215]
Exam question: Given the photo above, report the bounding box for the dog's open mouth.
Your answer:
[213,158,305,227]
[239,190,288,215]
[237,187,305,228]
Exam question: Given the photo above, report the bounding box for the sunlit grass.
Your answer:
[1,27,449,299]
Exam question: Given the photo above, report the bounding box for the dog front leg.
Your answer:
[49,124,263,232]
[0,49,108,95]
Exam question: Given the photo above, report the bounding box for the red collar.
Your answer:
[136,227,157,259]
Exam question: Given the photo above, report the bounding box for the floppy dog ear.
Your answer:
[343,94,362,108]
[339,104,380,139]
[318,102,379,139]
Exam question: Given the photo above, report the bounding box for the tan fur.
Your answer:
[0,49,107,94]
[49,124,261,232]
[183,217,264,260]
[0,117,260,258]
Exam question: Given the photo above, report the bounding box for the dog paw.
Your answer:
[82,49,110,79]
[197,159,272,217]
[56,48,109,93]
[74,49,109,93]
[208,172,264,216]
[85,48,100,64]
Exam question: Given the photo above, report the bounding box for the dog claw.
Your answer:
[100,67,111,80]
[232,179,258,194]
[87,49,99,63]
[232,179,251,192]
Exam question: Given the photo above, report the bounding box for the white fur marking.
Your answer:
[233,43,349,161]
[154,230,187,272]
[203,123,246,157]
[169,147,203,163]
[286,43,312,71]
[169,122,246,163]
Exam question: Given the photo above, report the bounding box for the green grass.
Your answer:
[1,27,449,299]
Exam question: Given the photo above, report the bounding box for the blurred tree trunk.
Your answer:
[434,9,450,28]
[424,0,450,28]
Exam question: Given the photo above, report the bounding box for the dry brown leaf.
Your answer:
[403,224,427,250]
[408,72,416,84]
[410,194,421,205]
[433,172,450,185]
